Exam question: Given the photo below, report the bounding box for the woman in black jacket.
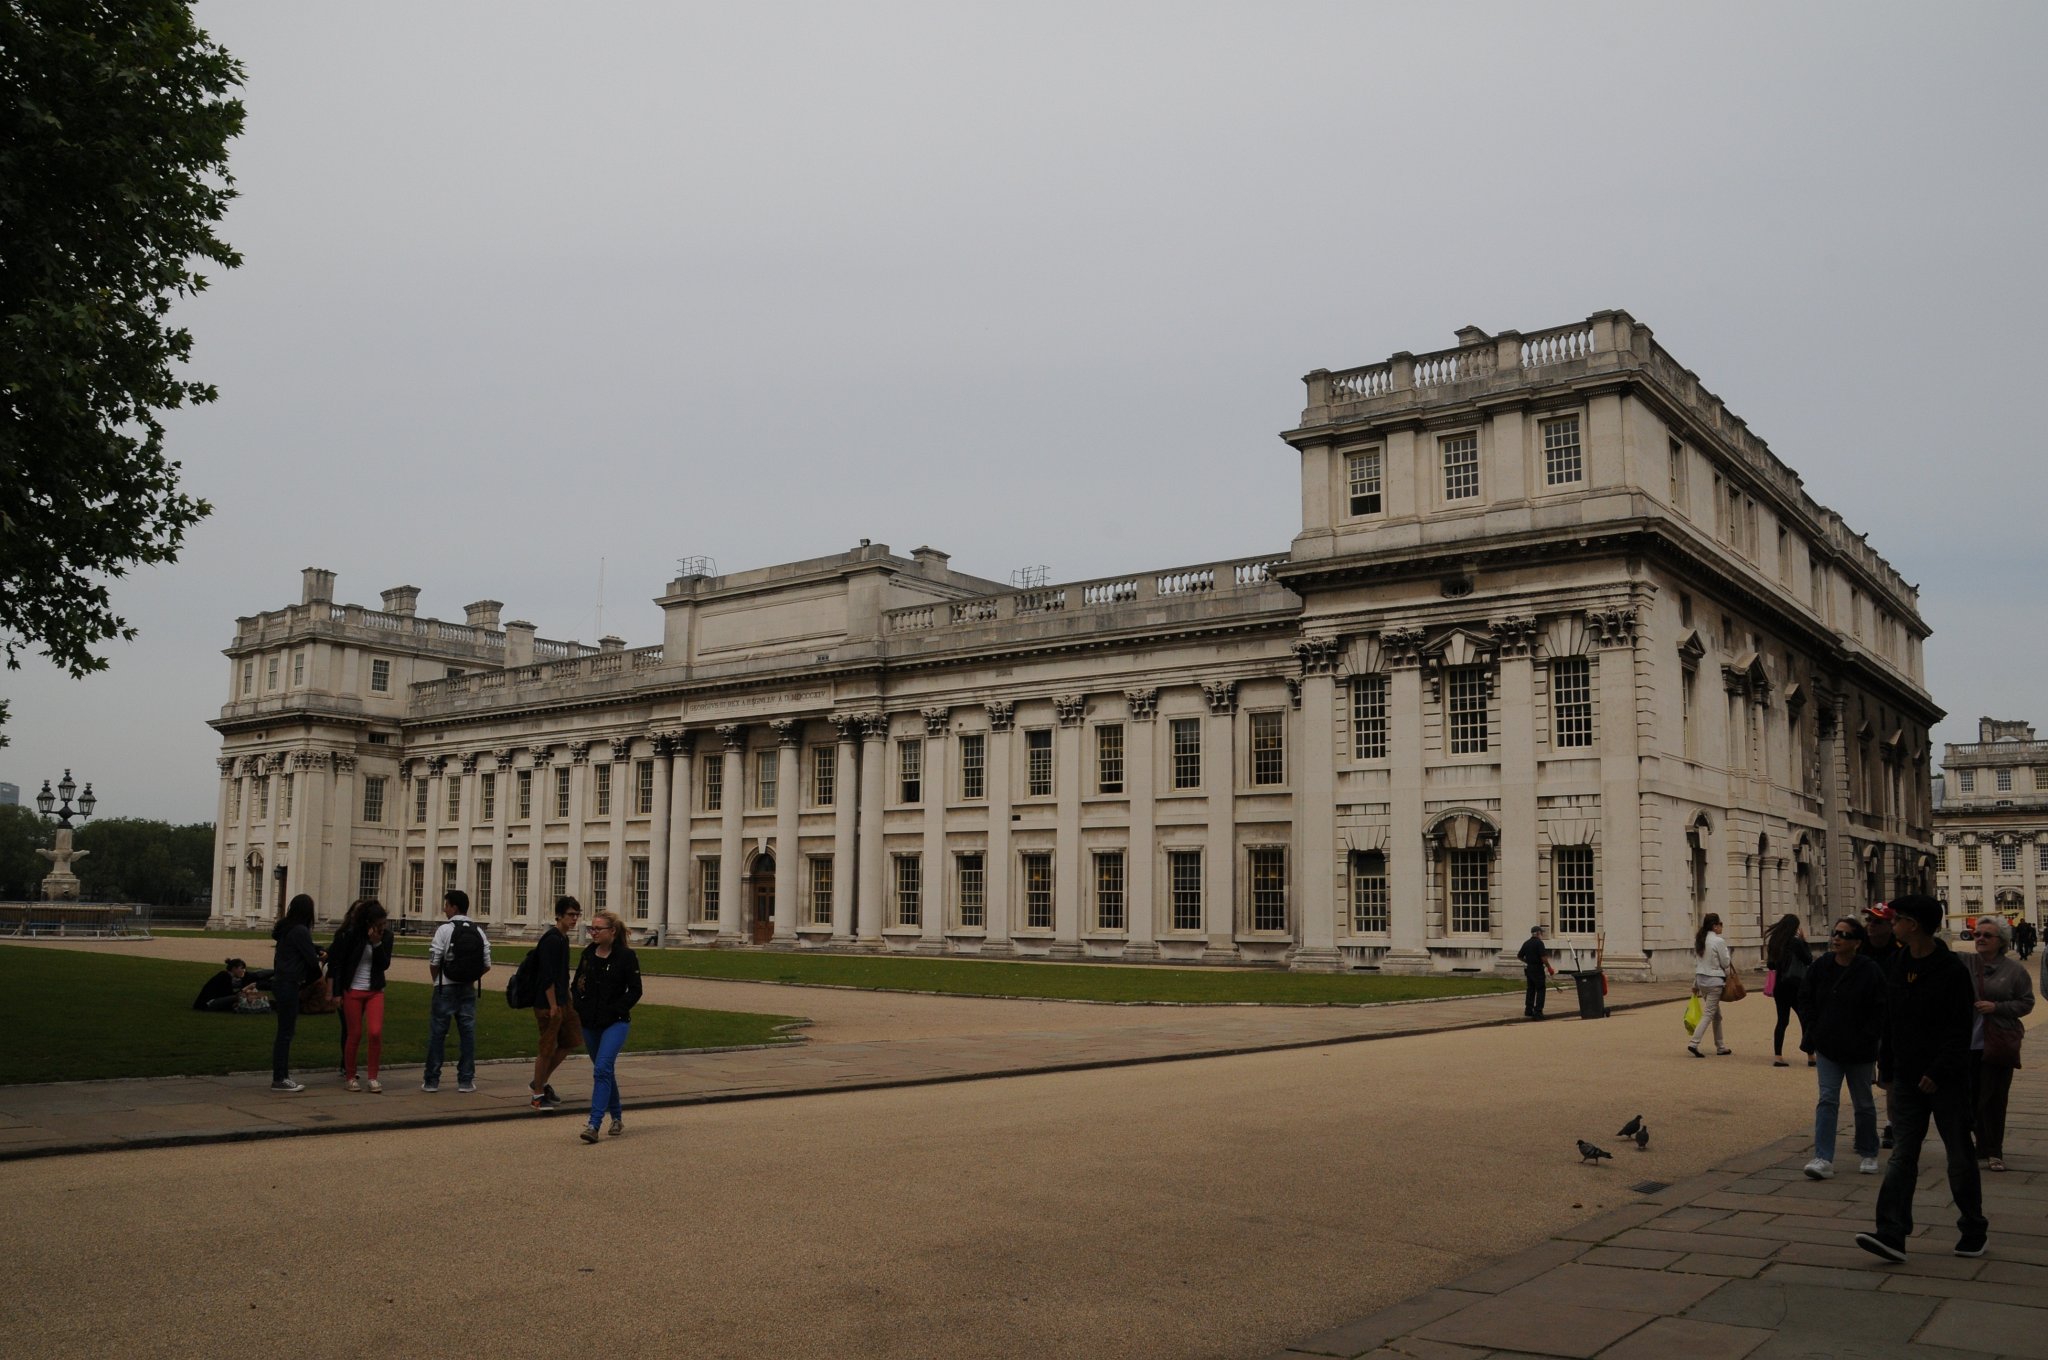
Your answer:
[572,909,643,1143]
[1766,914,1815,1067]
[269,894,324,1093]
[1798,916,1886,1179]
[325,899,394,1093]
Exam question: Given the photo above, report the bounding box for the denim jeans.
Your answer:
[425,984,478,1085]
[1875,1076,1985,1243]
[586,1019,630,1127]
[271,982,301,1082]
[1814,1055,1877,1163]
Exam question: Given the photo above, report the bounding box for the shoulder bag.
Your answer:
[1722,969,1747,1003]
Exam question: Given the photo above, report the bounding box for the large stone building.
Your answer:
[209,311,1937,978]
[1934,718,2048,927]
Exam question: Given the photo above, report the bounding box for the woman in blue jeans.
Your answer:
[1799,916,1887,1179]
[571,909,643,1143]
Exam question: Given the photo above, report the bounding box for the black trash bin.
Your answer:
[1569,970,1608,1019]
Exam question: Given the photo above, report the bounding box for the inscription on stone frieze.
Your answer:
[688,687,831,717]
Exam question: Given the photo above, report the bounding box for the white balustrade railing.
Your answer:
[950,599,999,624]
[1014,588,1068,615]
[888,606,935,632]
[1412,346,1494,387]
[1329,364,1392,399]
[1519,325,1593,368]
[1082,579,1139,606]
[1155,568,1214,596]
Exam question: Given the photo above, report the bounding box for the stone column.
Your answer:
[236,756,260,923]
[856,712,889,944]
[606,736,631,922]
[718,725,746,941]
[212,758,235,925]
[1054,695,1085,952]
[1124,690,1158,959]
[1383,630,1430,967]
[985,702,1015,949]
[420,756,444,920]
[830,717,859,940]
[919,709,948,946]
[1591,607,1646,967]
[261,753,285,917]
[295,752,332,913]
[772,720,802,941]
[647,732,674,941]
[662,734,694,935]
[1293,640,1342,964]
[1821,694,1855,915]
[456,753,479,904]
[2023,833,2040,932]
[566,741,591,904]
[490,748,514,931]
[331,754,358,915]
[1494,620,1538,960]
[1202,681,1238,952]
[526,747,553,922]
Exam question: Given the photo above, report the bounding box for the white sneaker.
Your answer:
[1803,1158,1834,1180]
[1859,1156,1880,1175]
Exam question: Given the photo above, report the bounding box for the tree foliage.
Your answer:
[0,806,213,905]
[0,2,245,730]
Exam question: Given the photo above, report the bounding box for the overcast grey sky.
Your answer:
[8,2,2045,822]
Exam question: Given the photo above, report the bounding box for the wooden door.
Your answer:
[751,856,776,944]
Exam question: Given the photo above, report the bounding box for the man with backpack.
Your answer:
[424,888,492,1093]
[526,897,584,1111]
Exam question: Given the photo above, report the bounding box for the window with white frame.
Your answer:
[1350,851,1388,933]
[1346,447,1383,516]
[1551,657,1593,749]
[241,660,254,695]
[635,760,654,814]
[632,858,650,919]
[553,767,570,819]
[2000,843,2019,873]
[755,749,778,808]
[1096,724,1124,794]
[2038,843,2048,874]
[1025,730,1053,798]
[956,852,985,928]
[699,857,720,922]
[1352,675,1388,760]
[1554,846,1596,934]
[223,865,236,912]
[1448,849,1491,933]
[280,774,293,821]
[516,770,533,819]
[414,777,429,824]
[1996,768,2013,792]
[1541,416,1582,485]
[228,777,241,822]
[370,658,391,693]
[446,778,460,823]
[589,857,609,910]
[893,854,922,928]
[252,775,269,819]
[357,860,382,904]
[1168,849,1203,932]
[479,773,495,822]
[2036,767,2048,791]
[266,657,279,689]
[1965,846,1980,872]
[594,763,612,816]
[702,755,723,810]
[1441,433,1479,501]
[1093,850,1126,931]
[1020,852,1053,930]
[409,861,424,915]
[1447,666,1490,754]
[512,860,529,917]
[292,652,305,686]
[897,738,922,804]
[549,859,567,902]
[1250,711,1285,786]
[807,855,833,926]
[1170,717,1201,789]
[959,733,985,800]
[1249,847,1287,932]
[474,860,493,914]
[1959,770,1976,793]
[441,860,458,899]
[1668,438,1688,511]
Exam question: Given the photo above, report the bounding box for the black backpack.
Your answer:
[442,919,490,985]
[505,949,539,1009]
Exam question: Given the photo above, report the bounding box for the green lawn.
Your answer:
[160,927,1519,1004]
[0,950,799,1085]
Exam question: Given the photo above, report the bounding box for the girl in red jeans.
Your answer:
[326,899,394,1092]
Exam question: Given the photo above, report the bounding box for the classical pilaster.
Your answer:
[1820,692,1855,916]
[1293,640,1342,965]
[1054,695,1084,952]
[330,754,358,920]
[293,752,334,917]
[772,720,802,942]
[856,712,889,944]
[566,741,591,904]
[1382,628,1430,968]
[1590,606,1646,966]
[985,705,1014,949]
[456,752,479,907]
[606,736,631,923]
[662,732,694,935]
[1493,618,1539,961]
[717,725,746,941]
[420,756,444,920]
[830,716,858,940]
[261,752,285,916]
[1124,690,1158,959]
[919,709,947,947]
[212,758,235,925]
[490,748,514,930]
[645,733,674,941]
[1203,680,1238,951]
[526,746,553,922]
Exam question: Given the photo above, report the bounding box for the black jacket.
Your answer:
[1878,939,1975,1091]
[271,923,322,989]
[532,926,573,1009]
[325,925,394,993]
[1798,952,1885,1064]
[1516,937,1549,976]
[572,944,643,1030]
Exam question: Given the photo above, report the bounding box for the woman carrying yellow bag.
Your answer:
[1684,993,1704,1036]
[1689,913,1735,1057]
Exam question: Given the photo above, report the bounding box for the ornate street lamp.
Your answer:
[35,770,95,828]
[33,770,95,901]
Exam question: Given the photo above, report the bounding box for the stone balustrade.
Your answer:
[231,601,589,661]
[881,554,1291,636]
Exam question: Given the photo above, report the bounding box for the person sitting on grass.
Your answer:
[192,957,274,1012]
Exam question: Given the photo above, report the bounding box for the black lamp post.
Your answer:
[35,770,96,828]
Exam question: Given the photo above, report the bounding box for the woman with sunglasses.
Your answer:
[1798,917,1886,1179]
[571,909,643,1144]
[1966,915,2034,1172]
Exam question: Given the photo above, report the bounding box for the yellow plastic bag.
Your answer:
[1683,994,1703,1035]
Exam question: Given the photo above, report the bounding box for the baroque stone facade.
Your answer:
[209,311,1937,978]
[1934,718,2048,928]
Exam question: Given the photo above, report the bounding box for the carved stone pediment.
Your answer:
[1426,625,1496,670]
[1676,628,1706,667]
[1425,807,1499,853]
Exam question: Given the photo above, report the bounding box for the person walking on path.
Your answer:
[268,894,324,1093]
[326,898,394,1093]
[1863,903,1906,1148]
[529,896,584,1111]
[1800,916,1886,1180]
[1855,895,1988,1262]
[1767,914,1815,1067]
[2014,918,2036,962]
[1965,914,2034,1173]
[1518,925,1555,1020]
[572,909,642,1143]
[423,889,492,1094]
[1689,913,1733,1057]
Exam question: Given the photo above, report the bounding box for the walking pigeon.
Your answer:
[1577,1140,1614,1164]
[1633,1125,1650,1151]
[1616,1115,1643,1139]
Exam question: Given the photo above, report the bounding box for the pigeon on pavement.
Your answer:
[1616,1115,1644,1139]
[1577,1140,1614,1164]
[1633,1125,1650,1151]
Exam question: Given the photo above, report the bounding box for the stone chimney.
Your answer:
[464,599,504,631]
[504,620,536,666]
[301,568,337,605]
[380,586,421,617]
[911,545,950,576]
[599,635,626,653]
